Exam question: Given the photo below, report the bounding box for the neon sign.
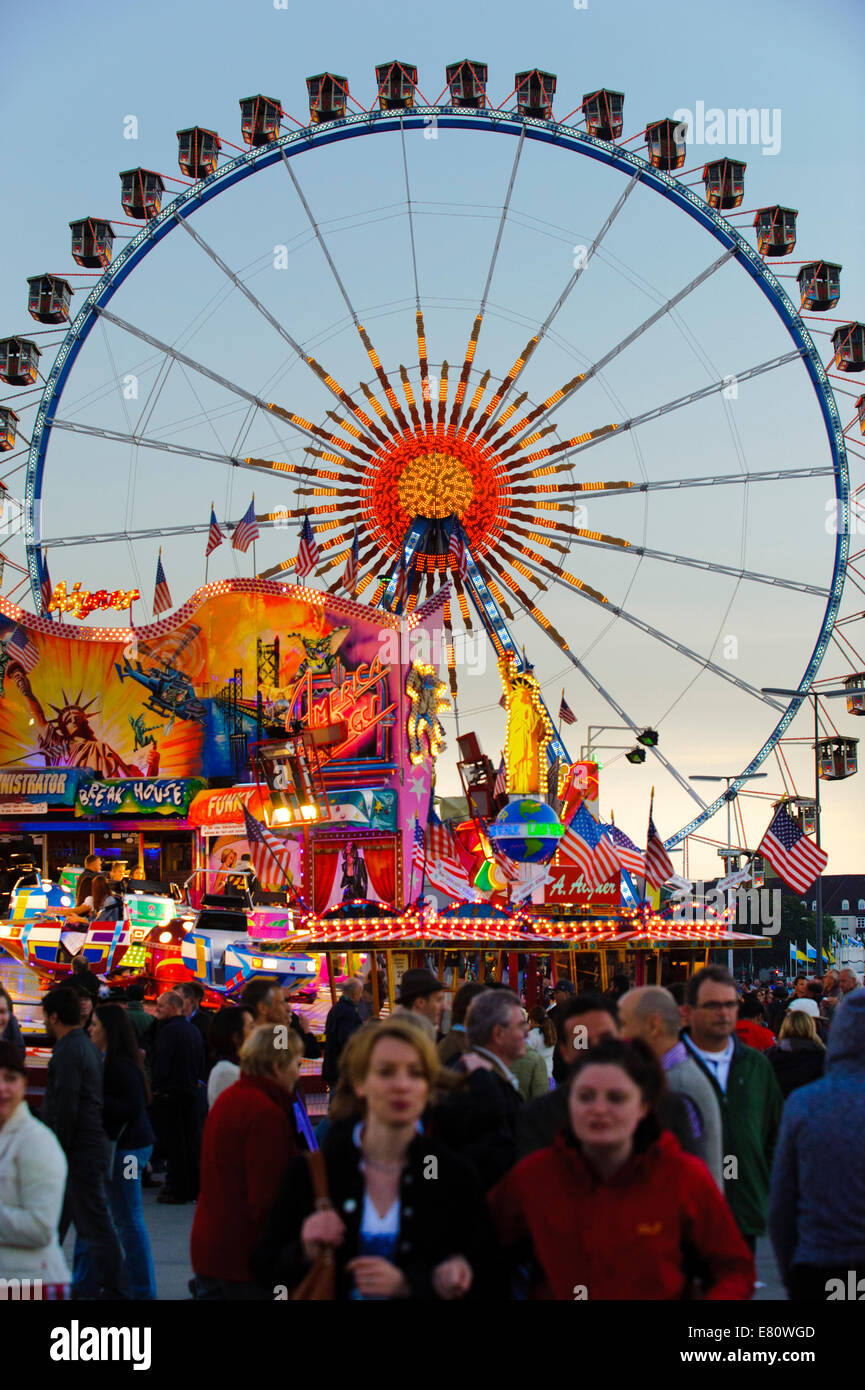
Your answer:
[296,655,396,748]
[48,581,140,620]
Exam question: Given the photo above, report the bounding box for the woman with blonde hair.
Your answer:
[765,1008,826,1099]
[252,1018,498,1300]
[190,1021,308,1298]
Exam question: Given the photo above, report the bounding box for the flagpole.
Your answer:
[252,494,256,578]
[205,500,212,586]
[642,786,654,904]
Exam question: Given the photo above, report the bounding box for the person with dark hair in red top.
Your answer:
[734,992,776,1053]
[190,1024,309,1299]
[488,1038,754,1301]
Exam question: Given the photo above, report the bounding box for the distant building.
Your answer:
[798,874,865,939]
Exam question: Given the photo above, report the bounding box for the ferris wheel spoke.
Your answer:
[41,517,306,551]
[485,560,708,809]
[555,464,837,499]
[513,550,787,711]
[472,169,644,440]
[399,118,421,308]
[448,128,526,434]
[47,418,300,479]
[568,536,829,598]
[549,349,805,471]
[95,307,372,468]
[279,149,360,327]
[279,149,412,437]
[491,248,737,452]
[173,212,387,442]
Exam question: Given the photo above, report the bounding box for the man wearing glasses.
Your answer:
[684,966,783,1252]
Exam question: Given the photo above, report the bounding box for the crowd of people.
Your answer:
[0,957,863,1302]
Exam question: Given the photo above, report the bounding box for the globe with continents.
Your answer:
[488,797,563,864]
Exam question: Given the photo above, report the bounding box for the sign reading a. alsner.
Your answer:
[76,777,205,817]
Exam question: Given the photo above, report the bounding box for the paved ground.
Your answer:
[62,1188,786,1301]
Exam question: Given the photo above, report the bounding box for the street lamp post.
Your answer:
[761,683,864,975]
[689,772,768,975]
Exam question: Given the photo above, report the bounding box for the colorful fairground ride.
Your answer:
[0,863,317,1004]
[2,63,863,989]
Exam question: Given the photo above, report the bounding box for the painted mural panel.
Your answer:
[0,585,404,780]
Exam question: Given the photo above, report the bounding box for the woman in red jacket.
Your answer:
[190,1022,307,1299]
[488,1038,754,1301]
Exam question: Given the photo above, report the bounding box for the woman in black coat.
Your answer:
[251,1018,499,1301]
[766,1010,825,1099]
[76,1004,157,1298]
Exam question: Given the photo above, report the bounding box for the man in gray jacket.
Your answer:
[41,986,126,1298]
[619,985,724,1190]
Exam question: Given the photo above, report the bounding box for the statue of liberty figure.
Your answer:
[497,652,551,797]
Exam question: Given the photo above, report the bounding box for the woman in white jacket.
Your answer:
[0,1040,71,1298]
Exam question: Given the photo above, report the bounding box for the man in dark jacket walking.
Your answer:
[684,965,783,1249]
[178,980,212,1054]
[769,990,865,1298]
[41,986,126,1298]
[435,989,526,1190]
[322,978,364,1089]
[516,992,700,1164]
[151,989,206,1204]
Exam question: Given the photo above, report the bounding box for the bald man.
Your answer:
[619,985,724,1190]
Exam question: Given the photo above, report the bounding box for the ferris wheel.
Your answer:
[1,62,863,855]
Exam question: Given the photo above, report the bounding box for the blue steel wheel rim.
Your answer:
[24,107,851,847]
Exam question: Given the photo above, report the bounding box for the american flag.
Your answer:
[491,845,520,884]
[341,525,359,593]
[559,804,619,889]
[558,692,576,726]
[645,814,675,890]
[424,821,473,896]
[494,757,507,798]
[411,820,426,874]
[392,556,408,610]
[232,498,259,554]
[758,805,828,894]
[153,552,172,616]
[40,562,52,615]
[205,506,224,558]
[295,514,320,578]
[242,803,294,887]
[605,823,646,881]
[7,625,39,672]
[448,526,469,580]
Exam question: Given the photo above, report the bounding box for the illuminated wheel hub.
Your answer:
[397,451,474,519]
[366,427,507,558]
